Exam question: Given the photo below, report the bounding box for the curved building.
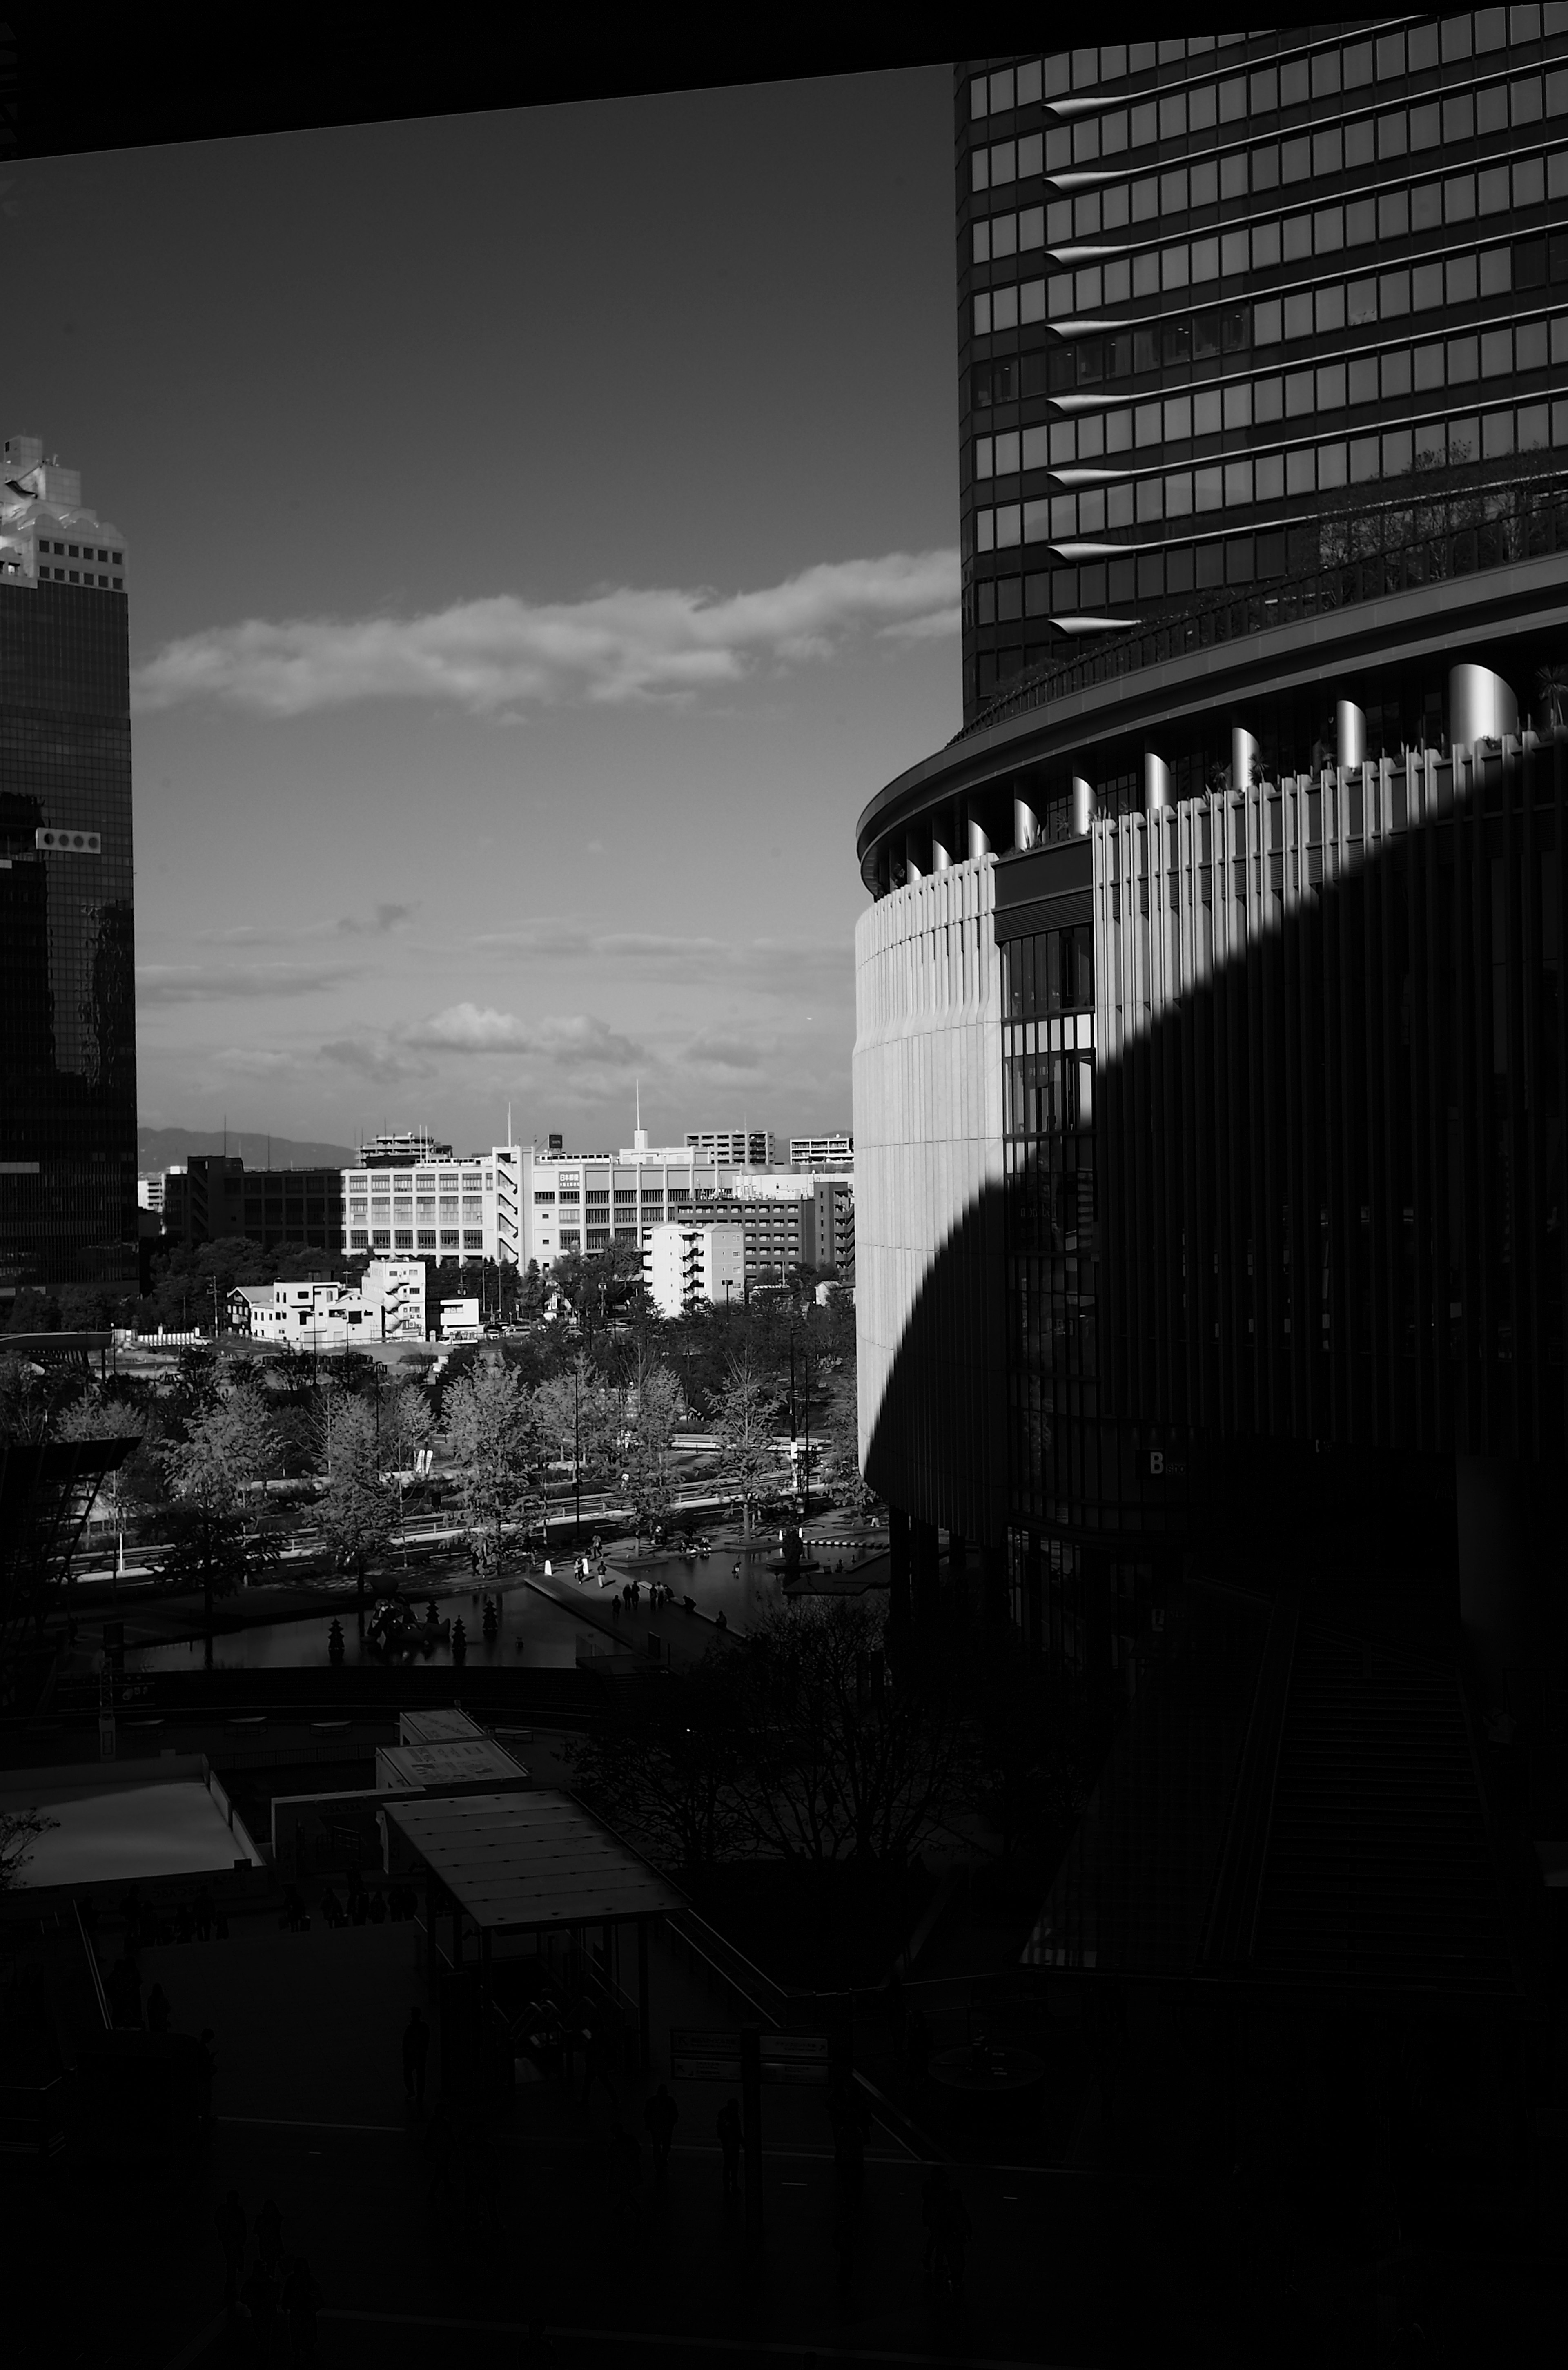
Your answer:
[856,36,1568,1732]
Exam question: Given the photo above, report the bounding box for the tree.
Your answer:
[730,1598,962,1877]
[566,1651,746,1873]
[820,1387,877,1515]
[443,1357,538,1574]
[710,1346,782,1529]
[0,1806,58,1891]
[316,1397,396,1591]
[532,1356,618,1476]
[620,1355,685,1538]
[56,1397,146,1577]
[159,1385,283,1635]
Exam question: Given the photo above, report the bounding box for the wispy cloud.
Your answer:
[403,1005,642,1063]
[468,919,851,996]
[129,550,960,719]
[337,902,416,936]
[138,962,363,1005]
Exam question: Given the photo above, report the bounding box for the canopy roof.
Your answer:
[384,1788,683,1935]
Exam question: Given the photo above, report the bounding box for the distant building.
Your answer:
[227,1258,432,1346]
[359,1127,453,1168]
[162,1156,343,1252]
[643,1223,745,1318]
[136,1173,166,1215]
[690,1178,855,1284]
[0,433,137,1296]
[439,1295,481,1341]
[790,1133,854,1170]
[684,1130,774,1165]
[341,1146,521,1266]
[524,1143,851,1272]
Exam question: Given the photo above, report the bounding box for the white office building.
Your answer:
[790,1133,854,1170]
[341,1127,852,1281]
[227,1259,432,1348]
[136,1172,166,1214]
[643,1223,746,1319]
[342,1146,521,1267]
[684,1129,774,1165]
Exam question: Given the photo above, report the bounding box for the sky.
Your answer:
[8,68,960,1156]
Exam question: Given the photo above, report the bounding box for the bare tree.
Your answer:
[731,1598,963,1876]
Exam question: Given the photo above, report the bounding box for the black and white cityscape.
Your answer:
[5,25,1568,2367]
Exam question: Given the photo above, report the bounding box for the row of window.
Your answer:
[977,317,1566,476]
[972,401,1566,552]
[1022,160,1557,323]
[1040,144,1561,247]
[971,534,1303,623]
[973,67,1567,194]
[977,240,1527,345]
[969,17,1563,119]
[40,569,123,589]
[348,1228,486,1251]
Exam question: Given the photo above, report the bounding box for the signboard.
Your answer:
[670,2028,830,2085]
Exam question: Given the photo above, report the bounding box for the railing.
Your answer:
[956,477,1568,744]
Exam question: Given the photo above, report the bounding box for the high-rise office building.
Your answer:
[959,24,1568,726]
[853,33,1568,2019]
[0,436,136,1297]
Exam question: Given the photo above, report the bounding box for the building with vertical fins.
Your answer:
[854,31,1568,2071]
[0,436,137,1299]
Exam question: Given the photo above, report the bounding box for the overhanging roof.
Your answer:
[384,1788,684,1934]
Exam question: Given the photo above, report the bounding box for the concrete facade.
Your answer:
[852,855,1009,1545]
[643,1223,746,1318]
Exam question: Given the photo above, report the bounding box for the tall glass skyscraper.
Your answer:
[959,18,1568,719]
[0,436,137,1298]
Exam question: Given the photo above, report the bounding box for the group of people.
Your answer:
[105,1882,225,1954]
[215,2191,320,2363]
[310,1880,418,1929]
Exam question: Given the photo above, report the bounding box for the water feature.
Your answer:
[124,1581,598,1673]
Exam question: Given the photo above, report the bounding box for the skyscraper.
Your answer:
[959,22,1568,719]
[0,436,137,1299]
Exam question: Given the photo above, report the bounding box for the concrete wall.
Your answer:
[851,857,1009,1544]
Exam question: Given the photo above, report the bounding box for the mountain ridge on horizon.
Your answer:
[138,1127,357,1171]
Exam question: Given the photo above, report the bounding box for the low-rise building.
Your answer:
[439,1296,481,1341]
[789,1133,853,1170]
[684,1129,775,1165]
[163,1156,343,1252]
[643,1223,745,1318]
[226,1259,433,1348]
[341,1146,521,1267]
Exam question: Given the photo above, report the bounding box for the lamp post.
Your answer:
[573,1361,582,1548]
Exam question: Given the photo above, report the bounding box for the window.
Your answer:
[463,1230,484,1251]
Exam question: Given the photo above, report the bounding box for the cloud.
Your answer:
[679,1031,770,1074]
[138,962,362,1004]
[468,918,851,997]
[403,1005,643,1065]
[878,606,961,644]
[129,550,961,719]
[320,1036,426,1086]
[338,901,416,936]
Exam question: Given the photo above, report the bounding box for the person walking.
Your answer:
[215,2189,247,2309]
[280,2254,319,2365]
[240,2256,279,2363]
[256,2198,284,2279]
[940,2183,973,2295]
[643,2083,678,2179]
[716,2098,743,2197]
[920,2165,949,2277]
[403,2005,430,2104]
